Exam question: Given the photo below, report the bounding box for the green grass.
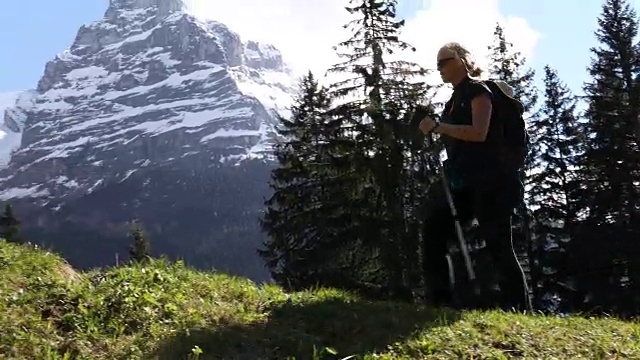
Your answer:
[1,240,639,360]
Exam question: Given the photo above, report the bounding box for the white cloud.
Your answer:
[185,0,349,82]
[403,0,539,76]
[186,0,541,91]
[401,0,541,100]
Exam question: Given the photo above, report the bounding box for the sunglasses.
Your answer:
[437,57,455,70]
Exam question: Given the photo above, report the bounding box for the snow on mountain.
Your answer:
[0,0,298,280]
[0,0,296,203]
[0,91,32,167]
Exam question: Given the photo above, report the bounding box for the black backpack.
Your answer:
[411,80,529,171]
[482,80,530,171]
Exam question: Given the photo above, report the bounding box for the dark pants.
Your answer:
[422,178,531,311]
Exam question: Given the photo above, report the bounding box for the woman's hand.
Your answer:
[419,116,438,134]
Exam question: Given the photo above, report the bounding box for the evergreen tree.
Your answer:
[327,0,437,298]
[528,66,584,311]
[487,24,538,115]
[0,203,20,243]
[129,220,151,263]
[570,0,640,315]
[260,71,353,289]
[262,0,440,299]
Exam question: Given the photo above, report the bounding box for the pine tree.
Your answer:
[570,0,640,315]
[487,23,539,115]
[0,203,20,243]
[259,71,347,289]
[326,0,437,298]
[528,66,584,311]
[129,220,150,263]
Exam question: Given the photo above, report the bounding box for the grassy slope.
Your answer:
[1,240,639,360]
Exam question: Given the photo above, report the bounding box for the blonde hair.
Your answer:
[439,42,483,77]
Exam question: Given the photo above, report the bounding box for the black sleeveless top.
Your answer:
[440,76,507,189]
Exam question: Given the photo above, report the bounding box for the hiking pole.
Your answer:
[420,115,480,302]
[439,165,476,284]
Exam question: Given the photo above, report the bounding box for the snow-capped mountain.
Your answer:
[0,0,296,281]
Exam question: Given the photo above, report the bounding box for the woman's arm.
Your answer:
[436,93,492,142]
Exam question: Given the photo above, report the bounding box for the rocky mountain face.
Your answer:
[0,91,32,167]
[0,0,296,281]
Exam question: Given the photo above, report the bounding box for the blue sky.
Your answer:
[0,0,627,98]
[0,1,108,93]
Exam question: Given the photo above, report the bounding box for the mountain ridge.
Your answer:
[0,0,296,280]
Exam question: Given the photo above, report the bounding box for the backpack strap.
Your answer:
[483,80,525,115]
